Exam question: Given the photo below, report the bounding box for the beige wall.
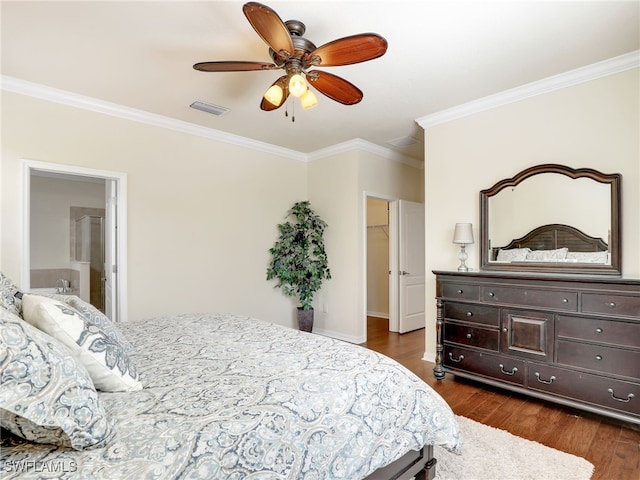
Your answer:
[307,150,423,342]
[423,68,640,359]
[1,91,308,327]
[1,90,423,338]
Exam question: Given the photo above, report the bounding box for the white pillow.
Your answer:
[525,247,569,261]
[496,248,531,262]
[566,251,609,264]
[21,294,142,392]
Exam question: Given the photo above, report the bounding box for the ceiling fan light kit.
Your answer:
[193,2,387,115]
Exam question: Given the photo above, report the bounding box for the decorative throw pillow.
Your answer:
[525,248,569,261]
[566,251,609,264]
[21,294,142,392]
[496,248,531,262]
[0,272,23,317]
[38,293,134,355]
[0,309,116,450]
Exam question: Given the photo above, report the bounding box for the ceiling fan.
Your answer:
[193,2,388,112]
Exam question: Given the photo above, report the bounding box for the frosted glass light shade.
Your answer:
[263,84,284,106]
[453,223,474,244]
[289,74,307,97]
[300,89,318,110]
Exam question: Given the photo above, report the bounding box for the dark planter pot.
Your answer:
[297,307,314,332]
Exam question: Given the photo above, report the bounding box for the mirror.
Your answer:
[480,164,621,275]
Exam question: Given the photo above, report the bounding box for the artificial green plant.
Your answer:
[266,201,331,310]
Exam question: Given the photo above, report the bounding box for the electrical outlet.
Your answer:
[323,303,329,313]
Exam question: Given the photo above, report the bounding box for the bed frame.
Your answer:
[490,223,608,260]
[364,446,436,480]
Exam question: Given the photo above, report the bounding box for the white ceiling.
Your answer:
[2,1,639,162]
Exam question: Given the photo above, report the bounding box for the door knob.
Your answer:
[400,270,410,275]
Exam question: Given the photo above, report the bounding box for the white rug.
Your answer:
[434,416,594,480]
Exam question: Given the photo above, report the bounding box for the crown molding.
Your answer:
[1,75,410,164]
[416,50,640,129]
[307,138,423,169]
[1,75,308,162]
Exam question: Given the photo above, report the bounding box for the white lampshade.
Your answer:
[300,89,318,110]
[453,223,474,244]
[263,84,284,106]
[289,73,308,97]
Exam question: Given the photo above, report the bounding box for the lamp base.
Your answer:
[457,245,470,272]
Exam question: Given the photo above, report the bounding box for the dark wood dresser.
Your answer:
[433,270,640,424]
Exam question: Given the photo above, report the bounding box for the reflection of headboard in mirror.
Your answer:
[491,223,609,260]
[480,164,621,275]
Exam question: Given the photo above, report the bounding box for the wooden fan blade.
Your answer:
[193,61,277,72]
[243,2,294,58]
[260,75,289,111]
[306,33,387,67]
[307,71,363,105]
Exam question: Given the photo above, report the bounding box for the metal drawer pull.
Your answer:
[595,328,603,334]
[466,311,473,317]
[499,364,518,376]
[502,327,508,333]
[466,333,472,339]
[535,372,556,384]
[488,292,495,297]
[562,298,569,303]
[608,302,616,308]
[457,289,463,294]
[607,389,635,403]
[595,355,603,361]
[448,353,465,363]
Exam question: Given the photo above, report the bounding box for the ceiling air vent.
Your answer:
[190,100,230,116]
[386,136,420,148]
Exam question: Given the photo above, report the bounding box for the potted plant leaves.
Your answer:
[266,201,331,332]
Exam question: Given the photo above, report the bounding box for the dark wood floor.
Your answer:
[361,316,639,480]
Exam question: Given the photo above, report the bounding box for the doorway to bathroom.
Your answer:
[22,160,128,322]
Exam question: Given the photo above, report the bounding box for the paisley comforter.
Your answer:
[1,313,461,479]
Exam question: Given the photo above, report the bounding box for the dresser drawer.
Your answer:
[444,322,499,350]
[581,293,640,318]
[557,315,640,348]
[527,363,640,417]
[444,345,525,386]
[442,283,479,301]
[556,340,640,379]
[481,286,577,311]
[444,302,500,326]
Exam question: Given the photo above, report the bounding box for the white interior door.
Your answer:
[398,200,425,333]
[104,180,117,321]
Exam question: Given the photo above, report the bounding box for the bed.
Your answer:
[490,223,610,264]
[0,277,462,480]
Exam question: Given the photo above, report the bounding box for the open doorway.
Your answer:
[366,197,391,334]
[30,172,106,309]
[365,195,425,341]
[22,160,128,322]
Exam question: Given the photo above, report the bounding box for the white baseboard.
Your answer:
[313,328,365,345]
[422,352,436,363]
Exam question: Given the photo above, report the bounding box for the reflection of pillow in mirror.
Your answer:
[496,248,531,262]
[525,248,569,261]
[566,251,609,264]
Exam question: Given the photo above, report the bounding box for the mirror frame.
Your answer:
[480,164,621,275]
